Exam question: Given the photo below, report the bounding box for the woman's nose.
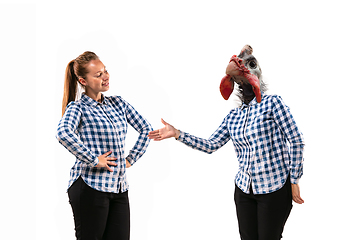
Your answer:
[103,72,109,80]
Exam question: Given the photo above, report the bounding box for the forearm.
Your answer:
[176,130,228,154]
[126,130,151,165]
[126,116,153,165]
[289,142,305,184]
[56,127,99,166]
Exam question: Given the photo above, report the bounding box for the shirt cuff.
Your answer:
[89,157,99,167]
[290,177,300,185]
[126,156,135,166]
[175,130,184,141]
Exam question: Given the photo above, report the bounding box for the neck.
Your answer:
[238,83,255,105]
[85,91,102,103]
[243,95,255,105]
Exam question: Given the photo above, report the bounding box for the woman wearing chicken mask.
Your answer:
[56,51,152,240]
[148,45,304,240]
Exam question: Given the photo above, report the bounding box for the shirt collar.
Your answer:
[240,92,265,110]
[81,93,108,107]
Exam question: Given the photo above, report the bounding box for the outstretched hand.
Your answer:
[148,118,180,141]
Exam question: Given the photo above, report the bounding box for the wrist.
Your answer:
[92,157,99,167]
[174,129,180,139]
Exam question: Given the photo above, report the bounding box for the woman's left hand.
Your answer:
[291,183,304,204]
[126,159,131,168]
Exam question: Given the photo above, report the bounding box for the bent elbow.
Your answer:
[203,146,218,154]
[55,130,63,142]
[55,126,69,144]
[207,148,218,154]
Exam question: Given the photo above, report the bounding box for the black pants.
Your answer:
[234,179,292,240]
[68,177,130,240]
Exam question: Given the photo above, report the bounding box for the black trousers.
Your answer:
[234,179,293,240]
[68,177,130,240]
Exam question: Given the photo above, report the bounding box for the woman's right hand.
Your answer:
[95,151,117,172]
[148,118,180,141]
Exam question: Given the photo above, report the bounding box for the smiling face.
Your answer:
[78,59,110,101]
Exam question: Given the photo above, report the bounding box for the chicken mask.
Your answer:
[220,45,262,103]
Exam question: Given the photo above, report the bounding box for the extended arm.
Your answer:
[149,118,231,154]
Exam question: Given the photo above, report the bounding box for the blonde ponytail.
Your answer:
[62,60,78,116]
[61,51,99,116]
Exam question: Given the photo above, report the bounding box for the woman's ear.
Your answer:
[78,78,86,86]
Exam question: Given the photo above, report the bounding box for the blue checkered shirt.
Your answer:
[177,94,304,194]
[56,94,152,193]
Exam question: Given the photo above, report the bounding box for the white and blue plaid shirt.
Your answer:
[56,94,152,193]
[177,94,304,194]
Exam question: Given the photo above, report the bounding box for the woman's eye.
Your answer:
[249,61,257,69]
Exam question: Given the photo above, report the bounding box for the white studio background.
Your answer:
[1,0,338,239]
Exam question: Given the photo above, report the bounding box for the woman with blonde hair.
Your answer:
[56,51,152,240]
